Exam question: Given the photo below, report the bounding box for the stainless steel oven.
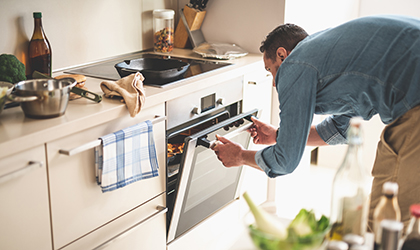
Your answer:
[165,77,259,243]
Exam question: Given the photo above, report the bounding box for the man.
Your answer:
[211,15,420,229]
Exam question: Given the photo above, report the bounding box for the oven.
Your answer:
[165,76,259,243]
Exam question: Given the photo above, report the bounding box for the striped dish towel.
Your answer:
[95,120,159,193]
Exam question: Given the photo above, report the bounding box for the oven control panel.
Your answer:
[166,76,243,130]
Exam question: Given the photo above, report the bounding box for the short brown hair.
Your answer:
[260,23,308,61]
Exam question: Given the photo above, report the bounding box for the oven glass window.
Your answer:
[174,117,253,238]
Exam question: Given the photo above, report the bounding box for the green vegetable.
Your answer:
[243,192,330,250]
[243,192,287,239]
[0,54,26,84]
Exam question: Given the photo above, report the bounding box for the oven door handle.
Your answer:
[198,122,254,149]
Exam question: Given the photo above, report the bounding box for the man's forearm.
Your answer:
[241,149,264,171]
[307,125,328,146]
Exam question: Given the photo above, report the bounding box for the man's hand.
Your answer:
[248,117,278,145]
[211,135,244,167]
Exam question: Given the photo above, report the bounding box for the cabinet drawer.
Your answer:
[0,146,51,250]
[61,193,166,250]
[47,104,166,249]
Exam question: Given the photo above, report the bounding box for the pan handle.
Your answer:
[71,86,102,103]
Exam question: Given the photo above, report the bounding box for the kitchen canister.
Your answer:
[153,9,175,53]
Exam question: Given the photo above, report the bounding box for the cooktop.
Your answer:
[65,53,233,88]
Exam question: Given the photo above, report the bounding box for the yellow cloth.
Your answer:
[100,72,146,117]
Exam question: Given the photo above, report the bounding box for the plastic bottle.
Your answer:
[329,117,371,240]
[401,204,420,250]
[28,12,52,77]
[373,182,401,250]
[153,9,174,53]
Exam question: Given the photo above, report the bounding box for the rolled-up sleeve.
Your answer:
[315,115,351,145]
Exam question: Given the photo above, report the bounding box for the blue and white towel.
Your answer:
[95,120,159,193]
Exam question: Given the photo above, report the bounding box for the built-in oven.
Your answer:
[165,76,259,243]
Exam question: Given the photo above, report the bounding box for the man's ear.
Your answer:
[276,47,289,62]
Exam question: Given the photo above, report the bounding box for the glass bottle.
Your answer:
[28,12,52,77]
[329,117,371,240]
[153,9,174,53]
[401,204,420,250]
[373,182,401,250]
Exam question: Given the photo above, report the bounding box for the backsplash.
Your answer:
[0,0,176,71]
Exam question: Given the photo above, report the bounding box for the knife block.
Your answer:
[174,6,206,48]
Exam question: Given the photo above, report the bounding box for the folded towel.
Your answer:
[100,72,146,117]
[95,120,159,193]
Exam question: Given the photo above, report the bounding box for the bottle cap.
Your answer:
[349,245,369,250]
[33,12,42,18]
[153,9,175,19]
[410,204,420,218]
[380,219,404,231]
[343,234,365,246]
[327,240,349,250]
[350,116,363,127]
[382,181,398,195]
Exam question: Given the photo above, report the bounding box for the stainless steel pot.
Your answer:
[9,78,76,119]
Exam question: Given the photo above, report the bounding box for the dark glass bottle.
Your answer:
[401,204,420,250]
[28,12,52,77]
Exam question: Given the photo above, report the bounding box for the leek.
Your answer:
[243,192,287,239]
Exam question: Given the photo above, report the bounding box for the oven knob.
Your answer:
[191,107,201,115]
[216,98,224,105]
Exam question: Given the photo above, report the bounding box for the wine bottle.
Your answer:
[329,117,371,240]
[28,12,52,77]
[373,182,401,250]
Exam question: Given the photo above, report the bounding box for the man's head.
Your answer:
[260,23,308,84]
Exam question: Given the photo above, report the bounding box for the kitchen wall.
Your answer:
[177,0,285,54]
[0,0,176,71]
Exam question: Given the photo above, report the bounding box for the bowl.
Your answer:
[244,203,330,250]
[0,81,14,115]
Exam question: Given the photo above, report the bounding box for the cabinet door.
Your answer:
[62,193,166,250]
[240,69,272,206]
[243,69,273,123]
[47,104,166,249]
[0,146,52,250]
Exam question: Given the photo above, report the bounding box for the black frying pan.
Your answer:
[114,58,190,85]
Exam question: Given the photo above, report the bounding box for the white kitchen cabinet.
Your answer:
[61,193,166,250]
[243,68,273,124]
[46,103,166,249]
[240,68,273,206]
[0,145,52,250]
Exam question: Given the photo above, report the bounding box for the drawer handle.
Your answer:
[0,161,43,185]
[92,205,167,250]
[59,115,166,156]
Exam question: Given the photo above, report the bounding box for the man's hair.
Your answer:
[260,23,308,61]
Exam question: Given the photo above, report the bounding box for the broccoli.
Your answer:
[0,54,26,84]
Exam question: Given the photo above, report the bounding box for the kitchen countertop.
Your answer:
[0,48,264,160]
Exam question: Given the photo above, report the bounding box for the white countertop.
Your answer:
[0,49,263,160]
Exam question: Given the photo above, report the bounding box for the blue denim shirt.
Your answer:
[256,15,420,178]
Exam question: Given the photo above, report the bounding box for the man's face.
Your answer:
[263,52,282,87]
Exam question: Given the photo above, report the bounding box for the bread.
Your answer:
[55,74,87,100]
[55,74,86,88]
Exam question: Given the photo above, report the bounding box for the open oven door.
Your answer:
[167,108,260,243]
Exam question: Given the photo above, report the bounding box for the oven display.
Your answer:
[201,93,215,113]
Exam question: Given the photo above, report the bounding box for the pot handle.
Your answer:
[8,94,39,103]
